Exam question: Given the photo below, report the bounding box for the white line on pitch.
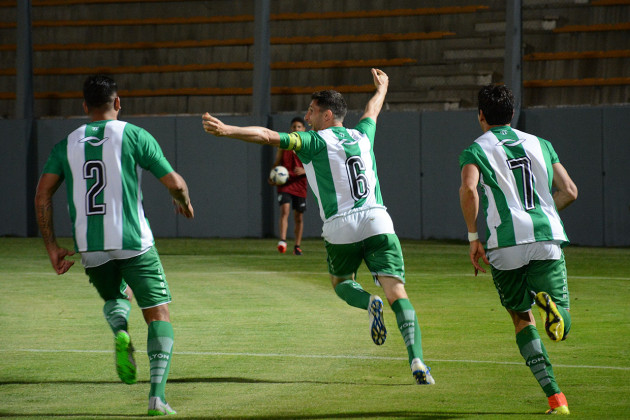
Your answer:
[10,349,630,371]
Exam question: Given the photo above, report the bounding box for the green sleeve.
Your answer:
[42,140,67,180]
[132,126,174,178]
[278,132,291,149]
[459,145,479,169]
[280,130,316,164]
[539,137,559,164]
[355,117,376,141]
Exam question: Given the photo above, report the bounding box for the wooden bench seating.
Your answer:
[0,84,378,100]
[524,77,630,88]
[553,22,630,33]
[524,49,630,60]
[0,32,455,51]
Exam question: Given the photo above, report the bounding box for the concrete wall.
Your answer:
[0,119,29,237]
[2,106,628,246]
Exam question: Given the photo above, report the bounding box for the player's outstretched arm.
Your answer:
[202,112,281,146]
[34,173,75,275]
[360,68,389,123]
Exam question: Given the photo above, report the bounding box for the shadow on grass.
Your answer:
[0,376,414,386]
[0,380,537,418]
[0,410,533,419]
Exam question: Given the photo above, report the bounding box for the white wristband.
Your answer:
[468,232,479,242]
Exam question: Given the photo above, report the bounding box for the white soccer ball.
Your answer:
[270,165,289,185]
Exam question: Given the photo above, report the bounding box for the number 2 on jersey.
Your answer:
[83,160,107,215]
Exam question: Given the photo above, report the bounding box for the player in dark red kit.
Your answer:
[270,117,308,255]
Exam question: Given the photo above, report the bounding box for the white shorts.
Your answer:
[322,206,395,244]
[487,241,562,270]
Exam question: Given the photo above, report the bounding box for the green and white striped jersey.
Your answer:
[279,118,384,222]
[42,120,174,253]
[459,126,568,249]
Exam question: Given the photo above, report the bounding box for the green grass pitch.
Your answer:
[0,237,629,419]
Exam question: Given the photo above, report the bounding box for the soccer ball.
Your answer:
[270,165,289,185]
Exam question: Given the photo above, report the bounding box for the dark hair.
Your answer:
[477,84,514,125]
[291,116,306,126]
[311,90,347,122]
[83,75,117,111]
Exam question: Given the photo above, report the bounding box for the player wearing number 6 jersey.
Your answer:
[459,84,578,415]
[35,75,194,416]
[202,68,434,385]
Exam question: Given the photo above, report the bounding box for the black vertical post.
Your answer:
[16,0,38,236]
[253,0,274,237]
[505,0,522,128]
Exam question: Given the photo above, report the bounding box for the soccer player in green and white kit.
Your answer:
[35,75,194,416]
[202,68,434,385]
[459,84,578,415]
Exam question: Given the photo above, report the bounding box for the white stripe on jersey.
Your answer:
[102,121,125,250]
[67,125,88,251]
[136,166,154,250]
[302,163,323,220]
[322,130,354,213]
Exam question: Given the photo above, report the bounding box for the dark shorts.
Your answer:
[491,254,570,312]
[278,192,306,213]
[85,246,172,309]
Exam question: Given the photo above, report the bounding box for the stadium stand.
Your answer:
[0,0,628,117]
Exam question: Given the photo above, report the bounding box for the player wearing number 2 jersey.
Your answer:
[203,69,434,385]
[35,75,194,416]
[459,84,578,415]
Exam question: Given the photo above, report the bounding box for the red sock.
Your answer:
[548,392,568,409]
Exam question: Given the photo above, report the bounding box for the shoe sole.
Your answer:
[115,331,137,384]
[368,298,387,345]
[534,292,564,342]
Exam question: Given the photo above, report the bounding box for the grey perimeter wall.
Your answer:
[2,106,629,247]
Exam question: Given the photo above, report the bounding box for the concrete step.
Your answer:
[410,72,496,88]
[443,48,505,61]
[386,91,465,111]
[475,18,560,33]
[523,0,588,7]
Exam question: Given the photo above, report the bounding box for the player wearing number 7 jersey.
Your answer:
[202,68,434,385]
[459,84,578,415]
[35,75,193,416]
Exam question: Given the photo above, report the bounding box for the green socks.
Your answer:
[147,320,174,401]
[556,305,572,337]
[516,325,561,397]
[391,298,423,364]
[334,284,425,367]
[103,299,131,334]
[334,280,371,309]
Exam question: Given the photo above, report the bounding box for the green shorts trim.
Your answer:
[85,246,171,309]
[324,233,405,284]
[490,254,570,312]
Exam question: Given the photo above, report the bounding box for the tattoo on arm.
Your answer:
[36,199,56,246]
